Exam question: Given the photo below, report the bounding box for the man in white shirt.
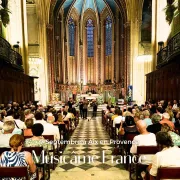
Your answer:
[14,112,26,129]
[130,120,157,165]
[34,112,60,140]
[149,131,180,178]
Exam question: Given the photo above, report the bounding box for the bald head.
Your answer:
[136,120,147,134]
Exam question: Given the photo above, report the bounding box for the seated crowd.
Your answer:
[0,101,78,179]
[103,99,180,180]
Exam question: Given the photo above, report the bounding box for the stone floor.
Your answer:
[51,117,129,180]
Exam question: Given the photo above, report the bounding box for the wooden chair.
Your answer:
[23,147,50,180]
[0,166,39,180]
[0,147,50,180]
[122,133,138,171]
[43,135,56,170]
[54,123,66,151]
[0,167,29,179]
[156,167,180,179]
[133,146,159,180]
[0,147,10,155]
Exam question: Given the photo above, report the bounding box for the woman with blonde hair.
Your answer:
[0,134,37,179]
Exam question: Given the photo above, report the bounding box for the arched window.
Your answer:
[68,17,75,56]
[105,16,112,56]
[106,16,112,56]
[86,19,94,57]
[141,0,152,42]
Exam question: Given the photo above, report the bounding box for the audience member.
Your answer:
[160,112,175,129]
[24,123,48,150]
[23,118,34,136]
[14,112,26,129]
[130,120,157,164]
[34,112,60,140]
[161,123,180,146]
[0,134,37,179]
[149,132,180,178]
[143,110,152,127]
[0,121,15,147]
[147,113,162,134]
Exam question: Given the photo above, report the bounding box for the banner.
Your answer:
[128,85,133,102]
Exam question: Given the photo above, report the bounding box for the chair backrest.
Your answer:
[125,133,137,141]
[63,120,69,125]
[43,135,54,141]
[0,148,10,155]
[156,167,180,180]
[0,166,29,179]
[137,146,159,155]
[22,147,43,156]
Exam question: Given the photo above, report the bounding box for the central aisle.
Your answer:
[51,118,129,180]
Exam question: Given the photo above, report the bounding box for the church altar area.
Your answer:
[76,93,104,103]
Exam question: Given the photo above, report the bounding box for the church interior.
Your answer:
[0,0,180,179]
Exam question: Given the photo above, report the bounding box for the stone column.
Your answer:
[115,16,120,82]
[61,18,65,84]
[80,44,83,82]
[98,44,101,82]
[101,21,105,84]
[64,41,68,83]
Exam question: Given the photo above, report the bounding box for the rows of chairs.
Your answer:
[102,110,180,180]
[0,116,79,180]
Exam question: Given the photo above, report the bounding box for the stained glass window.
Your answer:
[68,17,75,56]
[87,19,94,57]
[105,16,112,56]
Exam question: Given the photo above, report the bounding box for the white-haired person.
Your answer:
[0,121,15,147]
[3,117,22,135]
[160,112,175,130]
[143,110,152,127]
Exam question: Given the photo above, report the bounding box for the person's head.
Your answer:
[162,112,170,120]
[47,116,55,124]
[156,131,173,150]
[123,111,132,117]
[114,108,120,115]
[134,113,140,123]
[7,110,14,117]
[151,113,161,124]
[13,112,20,119]
[143,110,150,118]
[24,109,31,116]
[161,123,173,132]
[132,108,136,115]
[3,121,15,134]
[25,118,34,129]
[32,123,44,136]
[9,134,24,152]
[125,116,135,126]
[7,104,12,108]
[156,107,163,114]
[173,100,177,104]
[35,111,43,120]
[136,120,147,134]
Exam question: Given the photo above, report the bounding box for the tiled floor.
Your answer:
[51,117,129,180]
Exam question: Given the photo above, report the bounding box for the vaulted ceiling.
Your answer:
[58,0,117,19]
